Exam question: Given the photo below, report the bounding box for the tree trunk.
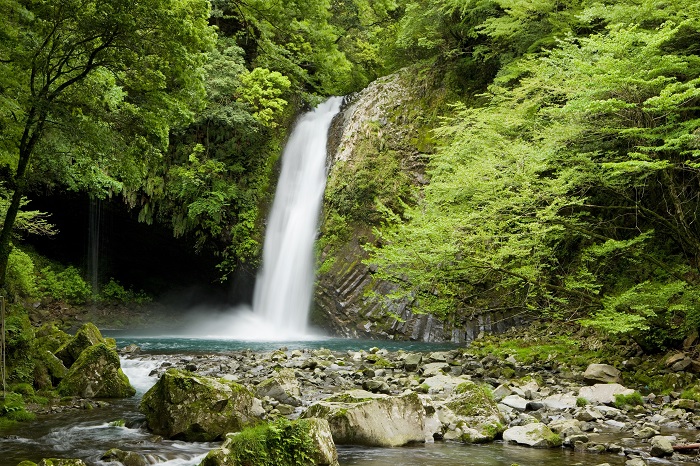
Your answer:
[0,186,24,290]
[0,115,41,290]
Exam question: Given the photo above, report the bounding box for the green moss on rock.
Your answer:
[57,343,135,398]
[200,418,338,466]
[55,323,105,367]
[141,369,261,441]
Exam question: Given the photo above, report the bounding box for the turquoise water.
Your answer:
[108,333,461,353]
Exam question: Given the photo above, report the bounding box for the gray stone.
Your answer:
[634,426,659,439]
[102,448,148,466]
[548,419,582,437]
[503,423,562,448]
[583,364,622,384]
[540,393,577,410]
[491,384,512,402]
[439,381,506,443]
[302,390,425,447]
[650,436,674,457]
[578,384,635,405]
[501,394,530,411]
[140,369,261,441]
[403,353,422,372]
[362,380,391,394]
[421,362,450,377]
[256,368,303,407]
[576,406,604,422]
[421,374,467,394]
[671,358,692,372]
[666,353,687,367]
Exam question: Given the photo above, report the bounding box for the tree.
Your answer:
[0,0,215,289]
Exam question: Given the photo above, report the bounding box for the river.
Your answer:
[0,336,648,466]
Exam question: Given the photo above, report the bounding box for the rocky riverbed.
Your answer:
[114,343,700,465]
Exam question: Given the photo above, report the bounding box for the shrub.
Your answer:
[100,278,152,304]
[6,248,38,299]
[101,279,129,302]
[37,266,91,304]
[0,392,36,424]
[614,392,644,408]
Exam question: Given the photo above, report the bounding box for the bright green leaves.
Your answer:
[367,0,700,349]
[238,69,291,128]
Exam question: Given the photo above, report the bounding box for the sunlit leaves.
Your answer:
[238,68,291,128]
[368,0,700,348]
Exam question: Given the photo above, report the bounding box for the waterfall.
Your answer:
[251,97,343,338]
[88,196,101,300]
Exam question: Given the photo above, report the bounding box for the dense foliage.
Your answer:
[367,0,700,351]
[1,0,699,353]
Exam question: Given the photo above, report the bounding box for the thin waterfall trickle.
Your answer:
[251,97,343,337]
[88,196,102,300]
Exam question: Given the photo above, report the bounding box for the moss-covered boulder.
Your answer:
[200,418,339,466]
[101,448,148,466]
[140,369,262,441]
[301,389,425,447]
[503,423,562,448]
[256,368,302,407]
[57,343,135,398]
[438,381,506,443]
[32,349,68,390]
[34,323,71,353]
[18,460,88,466]
[55,323,105,367]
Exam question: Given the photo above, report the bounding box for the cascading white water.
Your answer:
[251,96,343,338]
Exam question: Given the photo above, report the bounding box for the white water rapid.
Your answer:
[249,96,343,338]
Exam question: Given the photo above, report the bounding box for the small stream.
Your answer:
[0,338,681,466]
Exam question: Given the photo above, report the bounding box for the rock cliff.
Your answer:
[314,66,526,342]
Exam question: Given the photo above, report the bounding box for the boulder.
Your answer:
[501,394,529,411]
[101,448,148,466]
[650,436,674,457]
[57,343,135,398]
[583,364,622,384]
[578,383,635,405]
[503,423,562,448]
[21,461,88,466]
[200,418,339,466]
[140,369,262,441]
[256,368,303,407]
[55,323,105,367]
[540,393,577,410]
[548,419,583,438]
[403,353,422,371]
[438,381,506,443]
[362,380,391,394]
[421,374,468,394]
[420,362,450,377]
[302,390,425,447]
[491,384,512,402]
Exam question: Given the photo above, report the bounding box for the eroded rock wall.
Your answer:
[314,67,526,342]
